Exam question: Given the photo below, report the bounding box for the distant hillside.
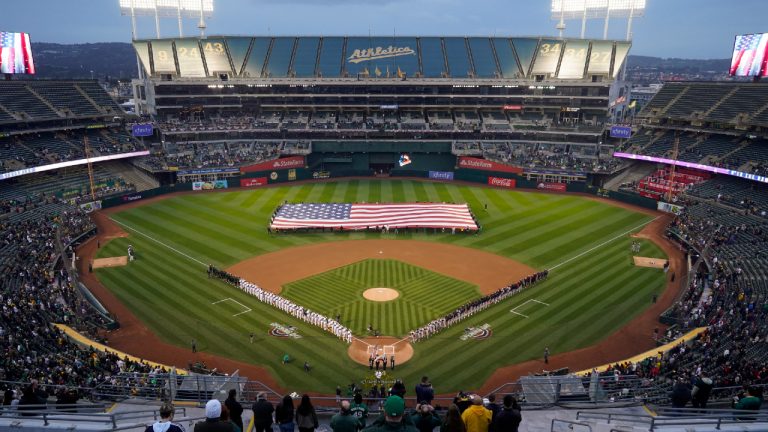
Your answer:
[27,41,732,80]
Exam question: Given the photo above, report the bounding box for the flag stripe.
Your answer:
[271,203,479,230]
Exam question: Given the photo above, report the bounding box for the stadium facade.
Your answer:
[131,35,632,183]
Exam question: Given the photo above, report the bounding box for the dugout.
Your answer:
[308,140,456,175]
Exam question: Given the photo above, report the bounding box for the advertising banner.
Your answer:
[536,182,567,192]
[121,193,144,203]
[488,176,516,189]
[288,169,297,181]
[312,171,331,179]
[79,201,103,213]
[429,171,455,181]
[657,201,684,215]
[192,180,229,191]
[131,123,154,137]
[240,156,305,173]
[178,167,240,175]
[610,125,632,139]
[458,157,523,174]
[240,177,267,188]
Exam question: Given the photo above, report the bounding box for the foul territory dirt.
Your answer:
[76,184,684,396]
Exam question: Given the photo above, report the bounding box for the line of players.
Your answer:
[239,279,353,343]
[410,270,549,342]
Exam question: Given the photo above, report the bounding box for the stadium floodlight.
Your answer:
[119,0,214,18]
[551,0,645,39]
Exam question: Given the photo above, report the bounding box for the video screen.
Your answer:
[730,33,768,77]
[0,32,35,75]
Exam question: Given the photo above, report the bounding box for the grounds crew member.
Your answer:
[362,396,417,432]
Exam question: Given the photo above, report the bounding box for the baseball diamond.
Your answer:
[92,179,668,393]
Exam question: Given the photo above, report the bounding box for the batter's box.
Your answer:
[509,299,549,318]
[212,297,252,317]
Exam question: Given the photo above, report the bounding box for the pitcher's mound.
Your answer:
[348,336,414,366]
[363,288,399,302]
[93,256,128,269]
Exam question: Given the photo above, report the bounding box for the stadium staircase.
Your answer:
[658,86,690,117]
[702,87,740,119]
[74,85,108,116]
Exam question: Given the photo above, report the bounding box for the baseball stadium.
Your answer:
[0,0,767,430]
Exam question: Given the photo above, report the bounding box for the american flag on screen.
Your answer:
[0,32,35,75]
[730,33,768,77]
[270,203,478,230]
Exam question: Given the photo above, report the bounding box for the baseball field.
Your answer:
[93,179,668,393]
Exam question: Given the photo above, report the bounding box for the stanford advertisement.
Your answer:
[536,182,567,192]
[241,156,305,173]
[487,177,516,189]
[240,177,268,188]
[458,157,523,174]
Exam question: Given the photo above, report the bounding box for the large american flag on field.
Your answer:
[270,203,478,230]
[0,32,35,75]
[730,33,768,77]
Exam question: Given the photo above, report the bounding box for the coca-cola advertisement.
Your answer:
[240,177,268,188]
[458,157,522,174]
[487,176,516,189]
[240,156,305,173]
[536,182,566,192]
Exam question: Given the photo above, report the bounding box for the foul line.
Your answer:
[109,218,208,267]
[548,217,660,271]
[509,298,550,318]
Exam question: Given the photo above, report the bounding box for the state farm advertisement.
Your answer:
[536,182,567,192]
[240,156,305,173]
[458,157,522,174]
[488,177,516,189]
[240,177,268,188]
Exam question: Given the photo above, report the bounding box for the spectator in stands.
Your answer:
[411,403,441,432]
[295,394,318,432]
[275,395,295,432]
[18,381,47,415]
[224,389,244,432]
[691,374,714,409]
[732,386,763,415]
[453,392,471,414]
[415,377,434,405]
[194,399,234,432]
[350,393,369,430]
[362,396,417,432]
[670,379,691,409]
[483,395,500,431]
[440,405,466,432]
[331,400,362,432]
[220,405,241,432]
[251,393,274,432]
[390,380,406,400]
[461,395,492,432]
[492,395,521,432]
[146,402,186,432]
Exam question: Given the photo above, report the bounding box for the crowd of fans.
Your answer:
[0,204,170,408]
[410,271,548,342]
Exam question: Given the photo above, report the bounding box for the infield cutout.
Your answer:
[363,288,399,302]
[212,297,252,317]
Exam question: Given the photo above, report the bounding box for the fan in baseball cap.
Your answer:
[384,395,405,418]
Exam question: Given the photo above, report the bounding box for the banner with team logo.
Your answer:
[269,323,302,339]
[79,201,103,213]
[536,182,567,192]
[657,201,684,215]
[460,324,493,340]
[488,176,516,189]
[192,180,228,191]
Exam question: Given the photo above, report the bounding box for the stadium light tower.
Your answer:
[119,0,214,39]
[551,0,646,40]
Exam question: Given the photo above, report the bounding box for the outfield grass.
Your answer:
[281,259,481,336]
[96,179,667,392]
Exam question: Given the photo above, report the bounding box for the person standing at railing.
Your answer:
[491,395,521,432]
[225,389,244,432]
[251,393,274,432]
[145,402,186,432]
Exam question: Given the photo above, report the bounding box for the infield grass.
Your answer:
[96,179,667,392]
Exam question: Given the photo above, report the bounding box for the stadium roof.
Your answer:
[133,36,630,80]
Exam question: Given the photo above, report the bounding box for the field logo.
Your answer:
[460,324,492,340]
[348,46,415,64]
[269,323,302,339]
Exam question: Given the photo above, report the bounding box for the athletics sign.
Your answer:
[460,324,492,340]
[269,323,302,339]
[348,46,416,64]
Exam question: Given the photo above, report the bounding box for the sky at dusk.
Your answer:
[2,0,765,59]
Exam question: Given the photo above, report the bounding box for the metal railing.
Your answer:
[551,419,593,431]
[577,407,768,431]
[0,405,187,429]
